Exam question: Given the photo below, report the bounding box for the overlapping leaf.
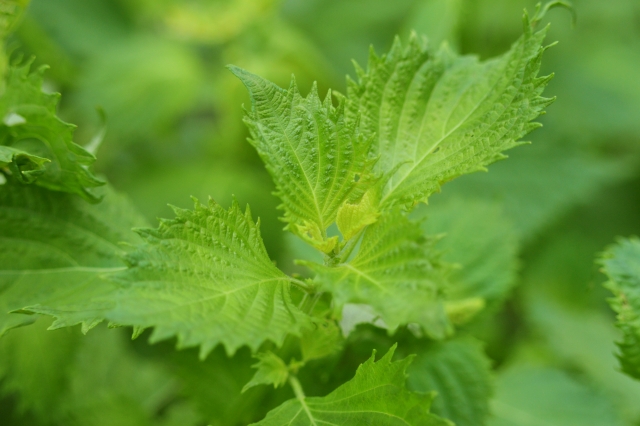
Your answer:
[0,320,201,426]
[0,62,104,201]
[230,66,374,250]
[408,337,493,426]
[306,210,451,339]
[252,344,451,426]
[0,183,146,336]
[422,197,518,317]
[345,12,554,208]
[601,237,640,380]
[0,145,49,182]
[102,198,312,358]
[242,351,290,393]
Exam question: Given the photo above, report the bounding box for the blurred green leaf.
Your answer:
[489,365,623,426]
[601,238,640,380]
[1,62,104,200]
[0,183,146,335]
[408,337,493,426]
[422,197,518,311]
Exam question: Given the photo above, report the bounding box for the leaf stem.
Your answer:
[289,375,317,424]
[289,375,306,400]
[287,276,314,293]
[338,227,366,263]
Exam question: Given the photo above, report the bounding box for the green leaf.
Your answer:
[0,317,79,420]
[162,346,271,426]
[0,0,29,79]
[601,237,640,380]
[307,210,451,339]
[0,183,146,336]
[524,288,640,423]
[243,351,290,393]
[300,319,343,362]
[408,337,493,426]
[441,139,633,242]
[0,319,201,426]
[489,365,622,426]
[103,198,312,358]
[0,62,104,201]
[58,326,201,426]
[345,12,554,209]
[229,66,374,250]
[252,344,452,426]
[0,145,49,183]
[422,197,518,313]
[0,0,28,40]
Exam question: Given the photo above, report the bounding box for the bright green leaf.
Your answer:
[230,66,375,249]
[0,62,104,201]
[252,344,452,426]
[307,210,451,339]
[346,12,554,209]
[103,198,312,358]
[0,183,146,335]
[408,337,493,426]
[336,188,379,241]
[601,237,640,380]
[243,351,290,393]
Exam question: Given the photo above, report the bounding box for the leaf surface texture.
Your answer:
[230,66,373,248]
[307,210,451,338]
[252,344,451,426]
[346,17,553,208]
[0,183,145,335]
[105,198,311,357]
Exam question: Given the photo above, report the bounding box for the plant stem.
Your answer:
[288,276,314,293]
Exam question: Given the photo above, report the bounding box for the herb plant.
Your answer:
[1,1,639,425]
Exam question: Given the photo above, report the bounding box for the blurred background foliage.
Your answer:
[1,0,640,424]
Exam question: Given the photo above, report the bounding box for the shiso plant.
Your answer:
[2,1,638,425]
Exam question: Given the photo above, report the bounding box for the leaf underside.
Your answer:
[0,183,146,336]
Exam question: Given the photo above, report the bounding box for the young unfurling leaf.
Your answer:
[242,351,290,393]
[305,210,451,339]
[229,66,375,249]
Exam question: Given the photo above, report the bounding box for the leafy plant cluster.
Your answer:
[1,0,640,425]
